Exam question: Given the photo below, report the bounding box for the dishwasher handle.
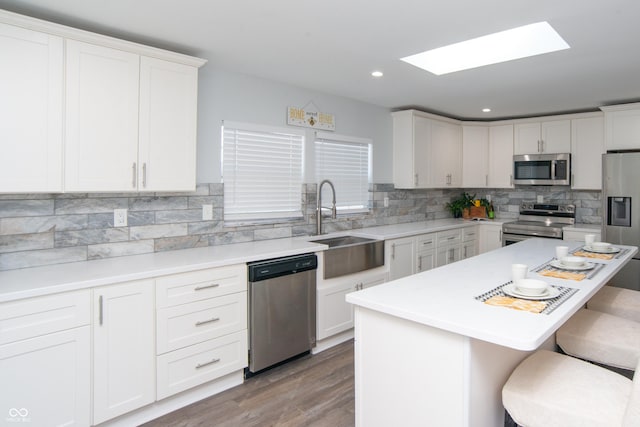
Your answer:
[248,253,317,282]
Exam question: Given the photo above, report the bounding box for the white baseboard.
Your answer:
[312,329,354,354]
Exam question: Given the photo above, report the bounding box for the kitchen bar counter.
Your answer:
[346,238,637,427]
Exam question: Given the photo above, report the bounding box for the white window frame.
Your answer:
[315,132,372,214]
[221,121,305,223]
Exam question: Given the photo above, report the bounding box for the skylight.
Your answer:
[400,22,570,75]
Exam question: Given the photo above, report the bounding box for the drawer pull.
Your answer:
[447,236,456,240]
[196,358,221,369]
[195,317,220,327]
[194,283,220,291]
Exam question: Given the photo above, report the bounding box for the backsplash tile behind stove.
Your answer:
[0,184,601,271]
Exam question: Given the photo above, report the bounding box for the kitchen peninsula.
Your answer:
[346,238,637,427]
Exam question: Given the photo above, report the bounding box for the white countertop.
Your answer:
[346,238,637,351]
[563,223,602,233]
[0,218,486,303]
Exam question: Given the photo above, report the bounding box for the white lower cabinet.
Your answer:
[155,265,248,400]
[387,236,417,280]
[317,270,387,340]
[563,229,601,243]
[0,290,90,426]
[479,223,503,254]
[157,330,247,400]
[93,279,155,425]
[416,233,436,273]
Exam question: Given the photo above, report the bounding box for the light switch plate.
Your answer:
[114,209,128,227]
[202,204,213,220]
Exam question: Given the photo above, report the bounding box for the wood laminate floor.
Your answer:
[142,340,355,427]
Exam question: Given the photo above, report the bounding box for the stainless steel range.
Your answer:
[502,202,575,246]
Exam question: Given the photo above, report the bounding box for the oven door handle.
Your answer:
[551,160,557,179]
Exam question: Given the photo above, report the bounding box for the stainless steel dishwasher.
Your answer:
[247,253,317,375]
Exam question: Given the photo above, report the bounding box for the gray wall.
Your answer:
[196,66,394,183]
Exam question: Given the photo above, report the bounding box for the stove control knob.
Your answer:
[559,206,565,212]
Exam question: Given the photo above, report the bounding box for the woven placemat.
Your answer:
[532,259,605,280]
[475,282,579,315]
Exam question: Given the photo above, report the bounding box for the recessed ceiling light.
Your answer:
[371,70,384,77]
[400,21,570,75]
[482,108,491,113]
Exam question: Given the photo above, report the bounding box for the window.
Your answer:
[222,121,304,222]
[315,132,372,213]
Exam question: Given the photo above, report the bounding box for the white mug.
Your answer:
[512,264,528,283]
[584,234,596,246]
[556,246,569,259]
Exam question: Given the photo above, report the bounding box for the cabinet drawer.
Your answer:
[156,264,247,308]
[0,290,90,345]
[416,233,436,251]
[157,292,247,354]
[436,229,462,246]
[463,227,478,242]
[157,330,248,400]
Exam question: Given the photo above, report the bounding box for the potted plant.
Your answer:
[446,192,475,218]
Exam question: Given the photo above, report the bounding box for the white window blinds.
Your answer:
[222,121,304,221]
[315,132,372,212]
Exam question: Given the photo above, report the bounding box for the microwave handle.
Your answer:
[551,160,557,179]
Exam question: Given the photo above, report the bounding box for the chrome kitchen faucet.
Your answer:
[316,179,337,235]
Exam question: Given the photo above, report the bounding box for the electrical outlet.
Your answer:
[114,209,128,227]
[383,197,389,208]
[202,204,213,220]
[537,195,544,203]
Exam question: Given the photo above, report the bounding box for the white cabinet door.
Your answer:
[416,251,435,273]
[462,126,489,188]
[0,23,63,193]
[436,245,461,267]
[571,116,604,190]
[65,40,140,192]
[431,120,462,187]
[541,120,571,153]
[139,57,198,192]
[93,280,155,425]
[387,237,416,280]
[317,279,357,340]
[488,124,514,188]
[514,122,541,154]
[462,241,476,259]
[479,223,503,253]
[393,111,431,188]
[563,229,601,243]
[0,327,90,426]
[603,107,640,150]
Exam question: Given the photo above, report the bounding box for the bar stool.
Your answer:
[587,285,640,323]
[556,308,640,371]
[502,349,640,427]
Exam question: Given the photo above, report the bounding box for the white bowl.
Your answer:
[561,256,586,267]
[514,279,548,296]
[591,242,611,250]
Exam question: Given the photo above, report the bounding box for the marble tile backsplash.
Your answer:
[0,184,601,271]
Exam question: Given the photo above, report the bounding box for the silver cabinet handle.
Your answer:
[391,243,396,260]
[464,246,467,258]
[195,317,220,327]
[418,255,422,271]
[499,230,502,242]
[447,236,456,240]
[195,283,220,291]
[99,295,104,325]
[196,358,220,369]
[510,174,513,186]
[142,163,147,188]
[132,163,137,188]
[414,174,418,186]
[485,174,488,187]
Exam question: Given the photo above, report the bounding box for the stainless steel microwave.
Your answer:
[513,153,571,185]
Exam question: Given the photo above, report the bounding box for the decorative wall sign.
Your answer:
[287,102,335,130]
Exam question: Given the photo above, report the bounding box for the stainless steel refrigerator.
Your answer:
[603,151,640,291]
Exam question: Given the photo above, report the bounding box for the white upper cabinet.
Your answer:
[488,124,514,188]
[571,115,604,190]
[0,22,63,193]
[0,10,206,193]
[514,120,571,154]
[601,103,640,150]
[462,125,489,187]
[65,41,141,191]
[393,110,462,188]
[138,57,198,191]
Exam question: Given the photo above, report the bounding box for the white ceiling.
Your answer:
[2,0,639,120]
